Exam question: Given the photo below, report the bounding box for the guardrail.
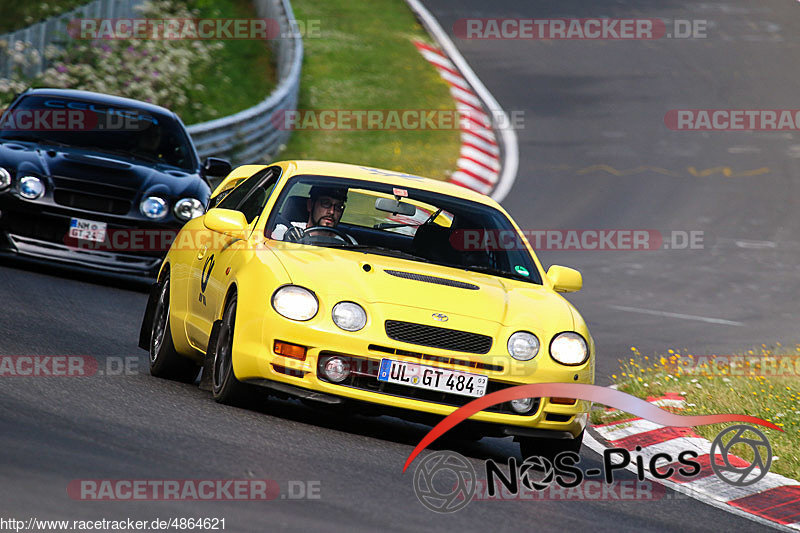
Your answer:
[0,0,144,78]
[186,0,303,164]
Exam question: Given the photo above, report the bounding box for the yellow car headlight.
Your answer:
[332,301,367,331]
[550,332,589,365]
[271,285,318,321]
[507,331,540,361]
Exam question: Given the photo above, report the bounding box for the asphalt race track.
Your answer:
[1,1,797,531]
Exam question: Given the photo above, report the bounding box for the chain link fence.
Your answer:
[0,0,145,78]
[0,0,302,164]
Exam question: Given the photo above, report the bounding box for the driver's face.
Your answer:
[308,195,345,227]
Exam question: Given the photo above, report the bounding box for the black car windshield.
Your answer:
[0,95,197,171]
[266,175,543,285]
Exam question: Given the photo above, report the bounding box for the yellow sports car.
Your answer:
[138,160,594,458]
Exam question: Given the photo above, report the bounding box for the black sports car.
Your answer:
[0,88,231,277]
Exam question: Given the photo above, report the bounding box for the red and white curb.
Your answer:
[585,393,800,531]
[404,0,518,202]
[413,40,500,196]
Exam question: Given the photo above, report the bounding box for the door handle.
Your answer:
[197,245,208,260]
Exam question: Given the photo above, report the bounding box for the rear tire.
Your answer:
[211,294,250,404]
[149,273,200,383]
[519,430,584,461]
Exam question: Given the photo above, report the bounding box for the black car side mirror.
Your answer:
[203,157,232,177]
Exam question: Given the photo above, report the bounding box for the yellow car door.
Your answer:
[186,167,281,351]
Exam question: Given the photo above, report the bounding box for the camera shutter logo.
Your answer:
[413,451,476,513]
[710,425,772,487]
[518,456,555,491]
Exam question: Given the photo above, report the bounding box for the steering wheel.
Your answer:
[299,226,358,246]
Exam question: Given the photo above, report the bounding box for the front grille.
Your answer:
[51,175,137,215]
[317,353,537,415]
[51,175,139,200]
[53,190,130,215]
[385,320,492,354]
[384,269,479,290]
[368,344,503,372]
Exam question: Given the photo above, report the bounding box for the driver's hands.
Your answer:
[284,226,305,242]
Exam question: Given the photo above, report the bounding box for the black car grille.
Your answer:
[317,353,538,415]
[51,175,137,215]
[53,190,130,215]
[385,320,493,354]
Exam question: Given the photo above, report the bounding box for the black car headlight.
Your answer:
[140,196,168,219]
[550,332,589,365]
[174,198,205,221]
[0,168,10,191]
[19,176,44,199]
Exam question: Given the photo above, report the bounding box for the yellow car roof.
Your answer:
[273,160,499,208]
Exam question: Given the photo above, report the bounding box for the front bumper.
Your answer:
[232,305,593,438]
[0,196,176,276]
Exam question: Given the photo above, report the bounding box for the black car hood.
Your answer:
[0,140,209,202]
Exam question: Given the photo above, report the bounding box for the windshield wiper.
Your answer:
[322,243,431,262]
[373,222,417,229]
[0,134,69,148]
[88,147,160,163]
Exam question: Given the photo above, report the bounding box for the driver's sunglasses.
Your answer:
[318,199,345,212]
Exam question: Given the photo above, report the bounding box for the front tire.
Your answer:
[149,273,200,383]
[211,294,250,404]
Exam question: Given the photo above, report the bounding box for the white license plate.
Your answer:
[377,359,488,398]
[69,218,107,243]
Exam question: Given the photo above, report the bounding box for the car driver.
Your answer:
[271,185,348,241]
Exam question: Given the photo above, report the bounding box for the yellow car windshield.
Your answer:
[266,175,541,285]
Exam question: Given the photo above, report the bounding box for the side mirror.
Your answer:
[203,157,233,177]
[203,208,248,238]
[547,265,582,293]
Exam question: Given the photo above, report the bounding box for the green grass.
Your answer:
[599,345,800,480]
[280,0,461,180]
[0,0,274,125]
[0,1,88,34]
[182,0,276,124]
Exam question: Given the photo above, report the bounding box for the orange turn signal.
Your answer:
[274,340,307,360]
[549,397,577,405]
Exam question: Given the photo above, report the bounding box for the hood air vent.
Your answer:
[384,269,479,290]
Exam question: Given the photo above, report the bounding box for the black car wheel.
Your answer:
[211,294,250,404]
[149,273,200,383]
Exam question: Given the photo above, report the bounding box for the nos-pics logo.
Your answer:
[412,424,772,513]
